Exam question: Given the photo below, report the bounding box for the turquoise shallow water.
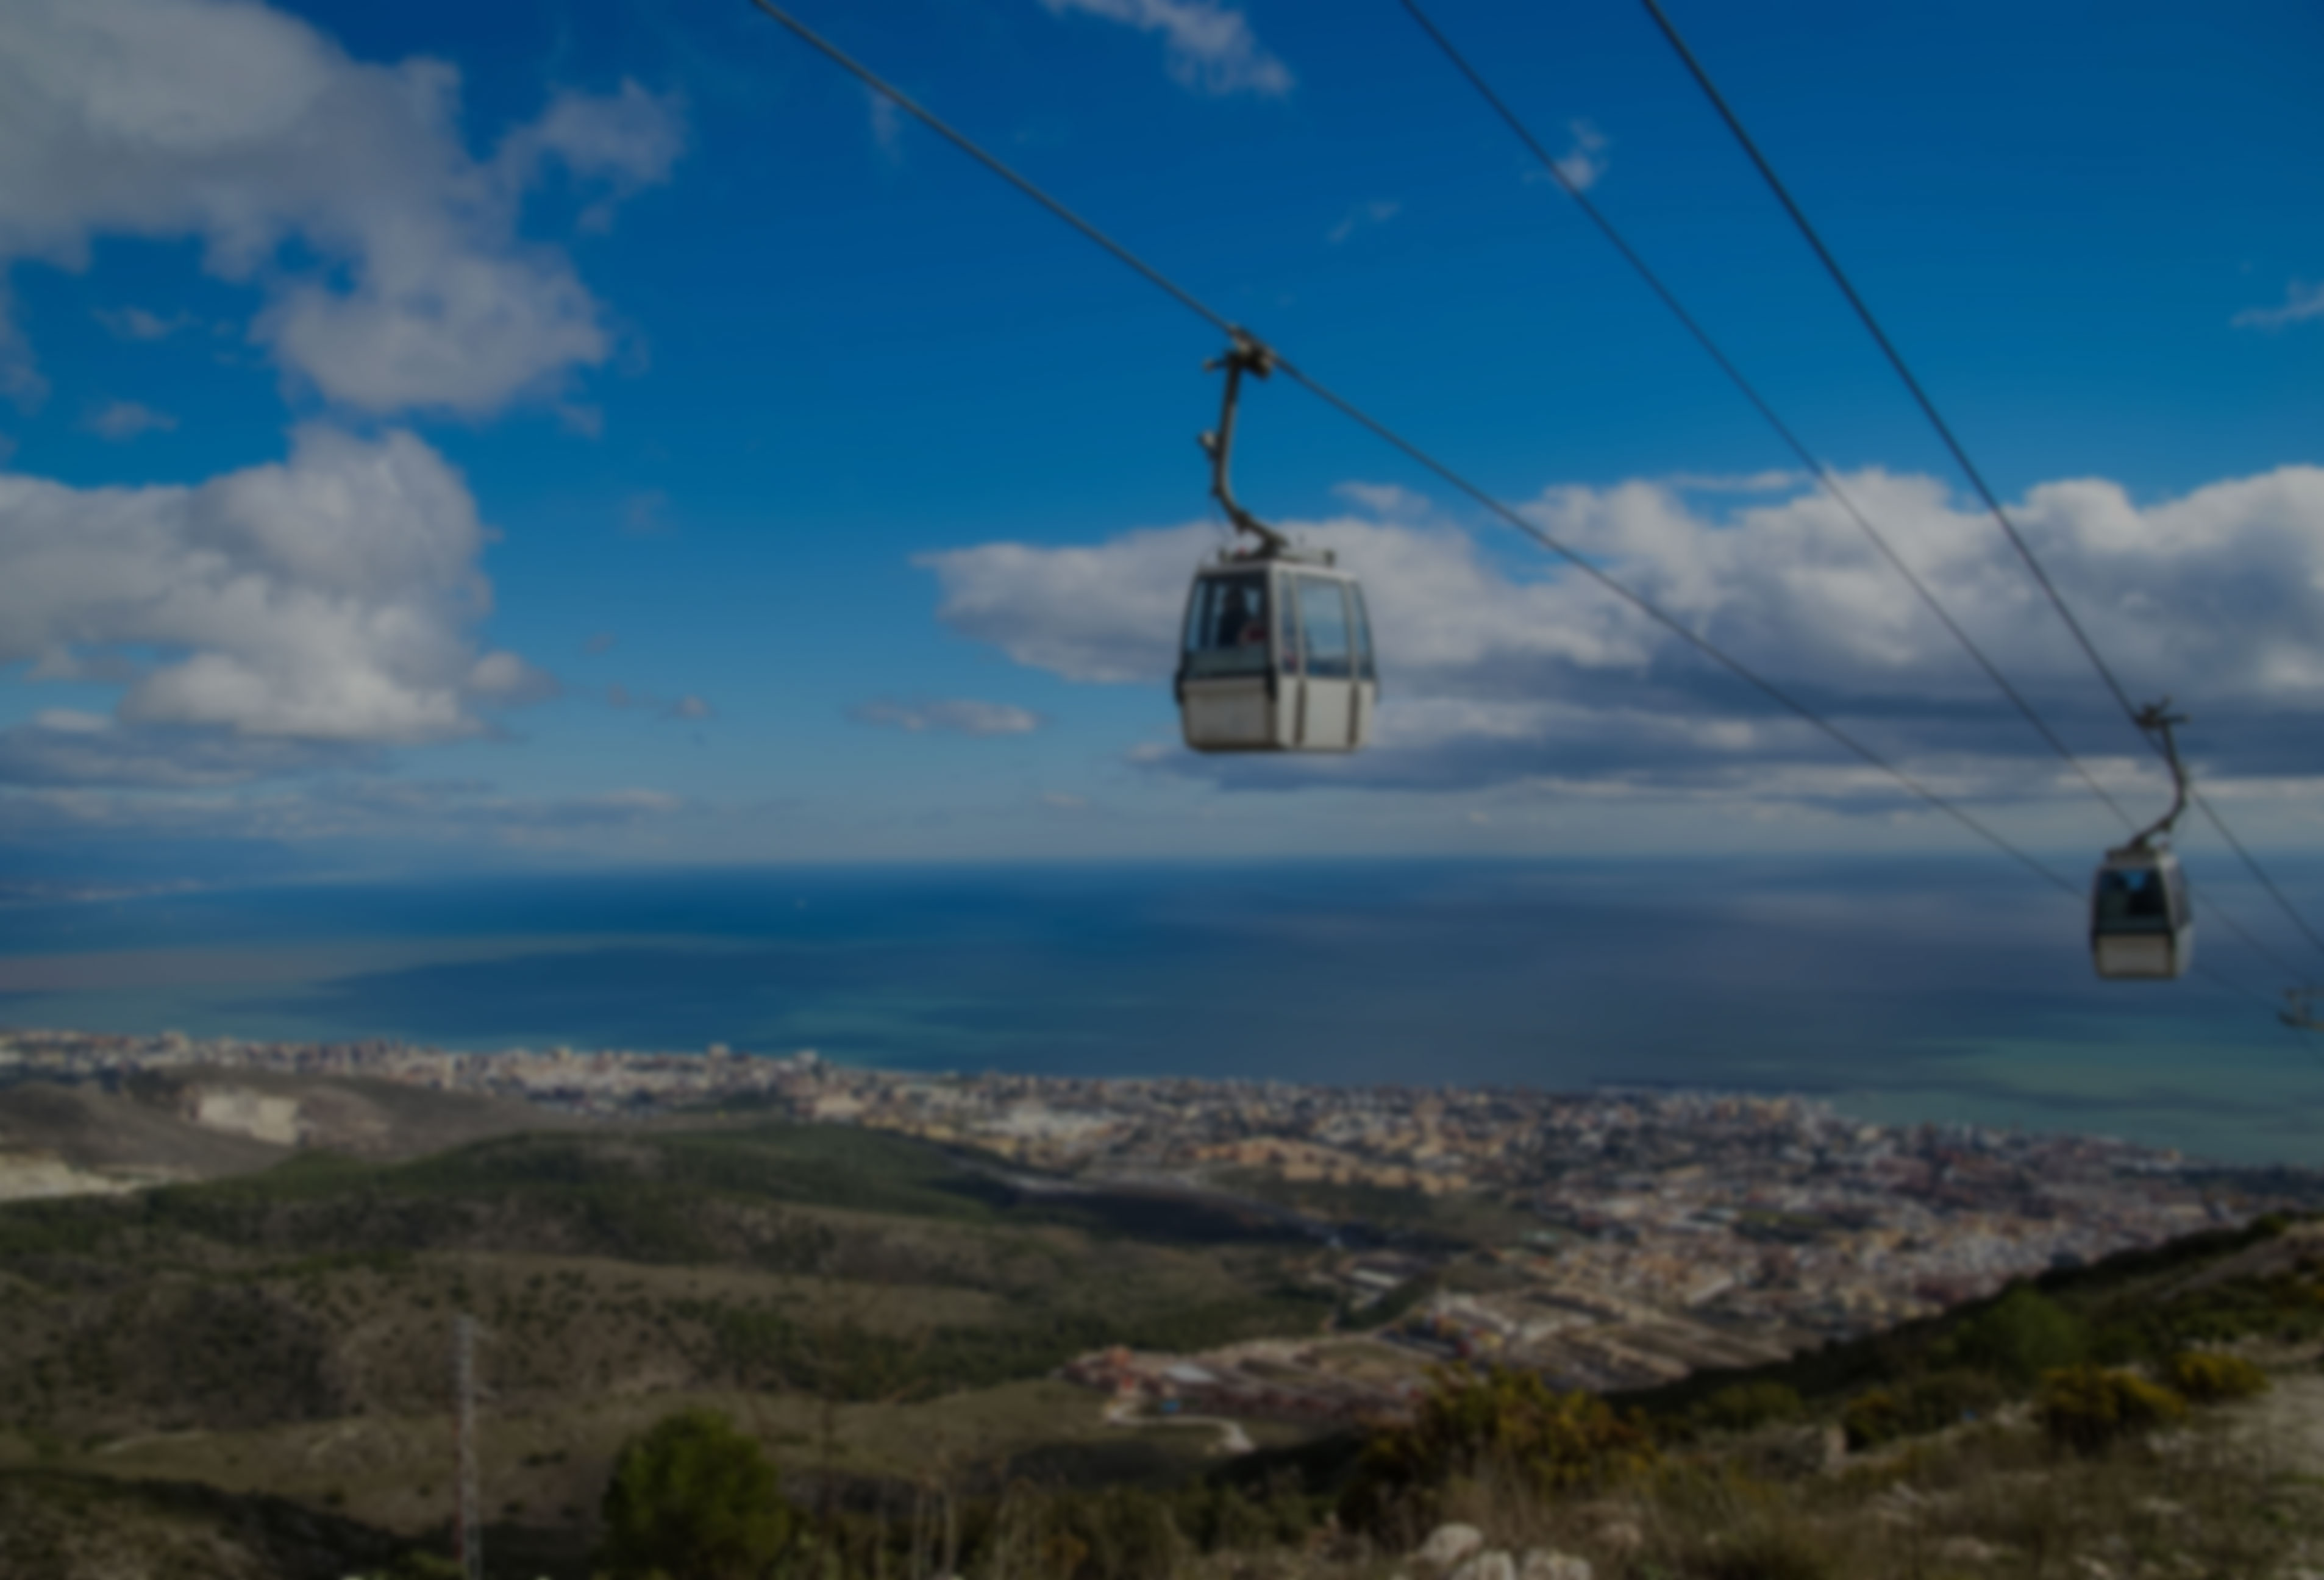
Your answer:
[1,858,2317,1165]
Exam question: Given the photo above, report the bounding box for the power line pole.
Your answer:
[454,1314,481,1580]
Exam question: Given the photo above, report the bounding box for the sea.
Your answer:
[1,857,2319,1168]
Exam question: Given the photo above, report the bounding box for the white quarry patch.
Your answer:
[189,1087,305,1146]
[0,1150,171,1201]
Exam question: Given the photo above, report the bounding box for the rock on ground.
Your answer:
[1413,1523,1486,1571]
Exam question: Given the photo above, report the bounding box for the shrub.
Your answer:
[596,1407,800,1580]
[2037,1365,2187,1454]
[1698,1381,1804,1434]
[1841,1390,1902,1451]
[2165,1350,2269,1404]
[1693,1525,1839,1580]
[1346,1365,1656,1528]
[977,1483,1185,1580]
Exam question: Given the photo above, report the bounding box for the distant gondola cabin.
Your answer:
[2090,845,2193,980]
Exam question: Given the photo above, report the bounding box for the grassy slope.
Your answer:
[0,1120,1338,1549]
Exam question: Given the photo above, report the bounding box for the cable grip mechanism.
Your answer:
[1199,331,1291,558]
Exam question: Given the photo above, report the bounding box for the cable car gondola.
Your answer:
[2090,702,2195,981]
[1175,336,1377,753]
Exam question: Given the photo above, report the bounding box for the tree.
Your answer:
[597,1407,800,1580]
[1939,1285,2087,1386]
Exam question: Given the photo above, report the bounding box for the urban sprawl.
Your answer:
[0,1027,2276,1431]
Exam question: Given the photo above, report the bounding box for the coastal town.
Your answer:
[0,1024,2290,1420]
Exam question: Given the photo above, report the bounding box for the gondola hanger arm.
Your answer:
[2119,700,2190,852]
[1200,331,1291,558]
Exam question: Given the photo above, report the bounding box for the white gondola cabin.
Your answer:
[1177,552,1376,752]
[1176,333,1378,754]
[2090,844,2192,980]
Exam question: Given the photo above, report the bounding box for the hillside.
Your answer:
[0,1119,1339,1561]
[0,1068,590,1201]
[4,1117,2322,1578]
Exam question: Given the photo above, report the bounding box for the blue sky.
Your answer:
[3,0,2323,892]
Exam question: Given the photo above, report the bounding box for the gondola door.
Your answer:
[1292,573,1357,749]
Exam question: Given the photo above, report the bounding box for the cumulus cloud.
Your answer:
[0,0,684,415]
[852,698,1044,736]
[2233,280,2324,332]
[0,427,551,780]
[84,400,176,440]
[1038,0,1292,98]
[922,465,2324,797]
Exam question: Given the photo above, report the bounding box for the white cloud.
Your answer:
[852,698,1044,736]
[2233,280,2324,332]
[84,399,176,440]
[463,649,559,707]
[922,464,2324,797]
[0,426,550,770]
[499,78,685,193]
[95,305,194,341]
[1663,469,1802,494]
[604,681,714,722]
[1555,121,1609,191]
[1327,199,1399,246]
[0,774,686,846]
[0,0,685,416]
[0,711,365,788]
[0,284,43,409]
[1524,120,1609,194]
[919,526,1208,683]
[1038,0,1292,98]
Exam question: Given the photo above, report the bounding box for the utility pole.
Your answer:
[454,1314,481,1580]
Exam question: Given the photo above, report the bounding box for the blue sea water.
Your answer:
[1,858,2319,1166]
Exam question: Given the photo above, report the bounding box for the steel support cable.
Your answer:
[2195,891,2314,992]
[1634,0,2324,974]
[1633,0,2144,727]
[1391,0,2137,833]
[743,0,1235,341]
[739,0,2287,1013]
[2192,786,2324,970]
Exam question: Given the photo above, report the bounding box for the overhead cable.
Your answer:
[1633,0,2324,973]
[1390,0,2136,832]
[2192,786,2324,966]
[1634,0,2144,726]
[739,0,2279,1018]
